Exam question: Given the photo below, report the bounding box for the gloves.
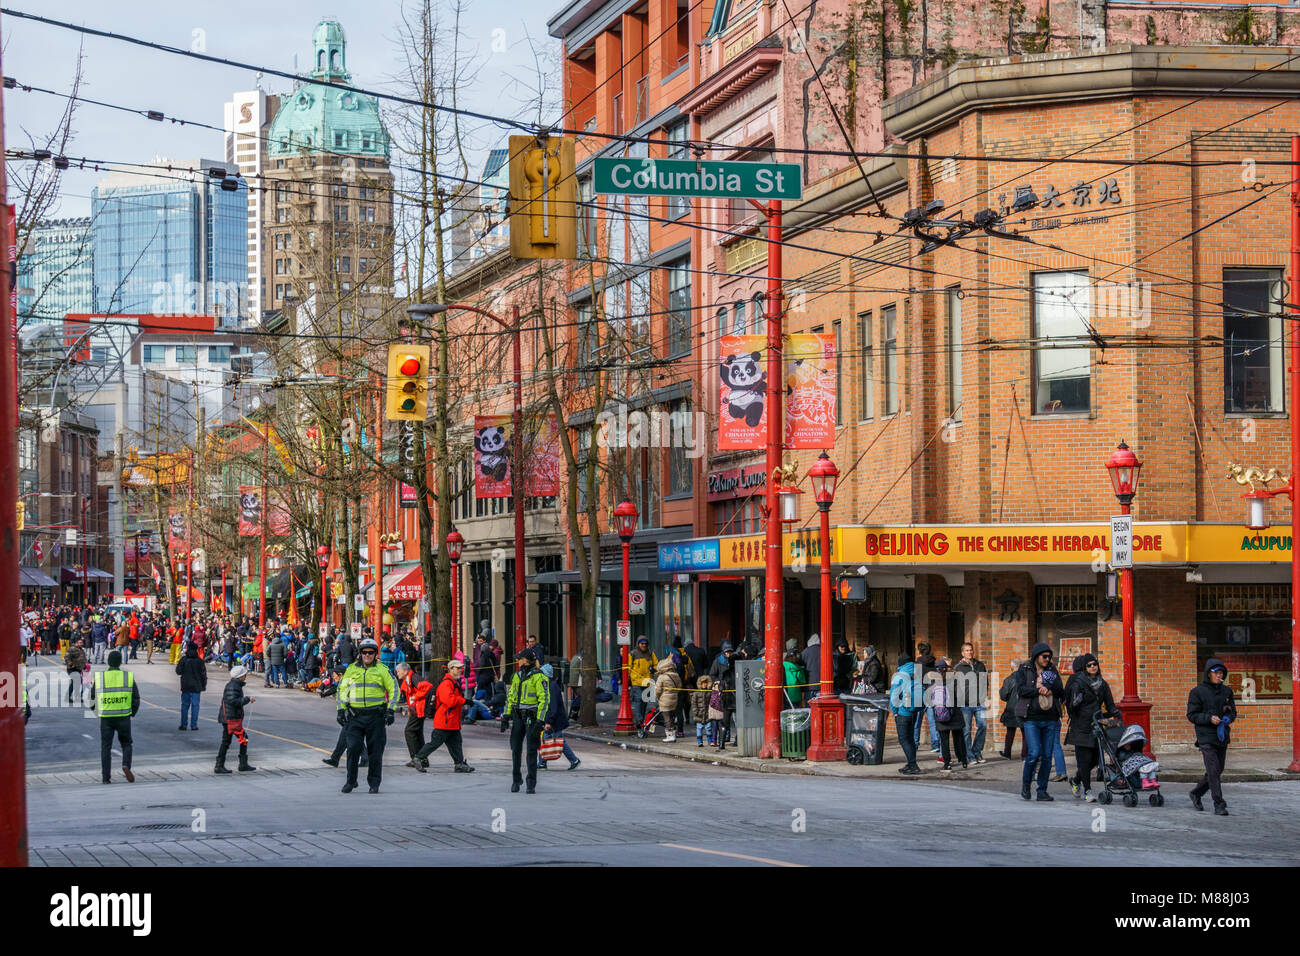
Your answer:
[385,710,395,726]
[499,715,510,733]
[336,710,347,727]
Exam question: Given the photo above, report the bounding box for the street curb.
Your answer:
[564,730,1300,784]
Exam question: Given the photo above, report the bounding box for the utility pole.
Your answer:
[759,200,785,760]
[259,423,269,628]
[186,449,194,619]
[112,433,124,598]
[81,497,89,606]
[1290,134,1300,773]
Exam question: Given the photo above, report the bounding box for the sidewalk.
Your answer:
[571,701,1297,784]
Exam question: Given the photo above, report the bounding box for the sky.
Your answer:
[2,0,559,217]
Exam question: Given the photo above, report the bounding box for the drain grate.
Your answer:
[130,823,190,830]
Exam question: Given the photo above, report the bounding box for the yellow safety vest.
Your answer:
[338,662,396,711]
[505,668,550,717]
[94,669,134,718]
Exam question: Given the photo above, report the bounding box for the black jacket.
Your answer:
[709,652,737,711]
[219,678,251,723]
[998,671,1021,727]
[1187,658,1237,747]
[334,637,357,668]
[176,648,208,694]
[1063,655,1117,746]
[1015,646,1065,722]
[683,643,708,688]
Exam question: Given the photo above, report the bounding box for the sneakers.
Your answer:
[413,762,428,774]
[1084,790,1096,802]
[404,759,420,769]
[1021,785,1032,801]
[663,734,677,743]
[973,755,986,764]
[568,759,581,770]
[929,747,941,754]
[1069,779,1081,799]
[1214,805,1229,816]
[1190,791,1205,812]
[697,739,704,747]
[454,763,475,773]
[1054,773,1069,782]
[341,783,356,793]
[1036,791,1054,802]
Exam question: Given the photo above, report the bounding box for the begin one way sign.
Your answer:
[594,157,802,201]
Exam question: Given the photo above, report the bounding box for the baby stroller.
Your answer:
[1093,714,1163,807]
[635,680,660,738]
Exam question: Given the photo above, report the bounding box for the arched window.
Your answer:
[317,50,325,71]
[732,300,747,335]
[752,292,766,324]
[331,49,341,70]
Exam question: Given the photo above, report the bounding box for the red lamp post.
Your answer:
[316,546,330,625]
[1105,440,1152,746]
[446,528,464,670]
[805,452,846,761]
[613,499,639,735]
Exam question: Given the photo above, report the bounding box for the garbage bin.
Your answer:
[840,693,890,765]
[780,708,811,759]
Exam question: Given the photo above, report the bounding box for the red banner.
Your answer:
[718,335,767,450]
[167,510,189,551]
[525,414,561,497]
[237,485,262,537]
[269,494,290,537]
[784,332,836,448]
[474,415,512,498]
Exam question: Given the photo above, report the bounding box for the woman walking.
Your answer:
[1063,653,1117,802]
[998,659,1023,759]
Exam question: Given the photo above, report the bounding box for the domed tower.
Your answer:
[311,19,350,84]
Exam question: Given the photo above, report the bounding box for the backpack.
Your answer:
[932,683,952,723]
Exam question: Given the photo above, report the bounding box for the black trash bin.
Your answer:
[840,693,890,765]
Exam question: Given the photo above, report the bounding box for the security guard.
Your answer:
[93,650,140,784]
[337,637,397,793]
[504,647,550,793]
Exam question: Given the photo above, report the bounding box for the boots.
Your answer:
[214,759,232,775]
[237,747,256,772]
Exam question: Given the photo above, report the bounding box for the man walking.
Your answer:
[92,650,138,784]
[1187,658,1236,816]
[176,641,207,730]
[214,665,256,773]
[955,642,988,764]
[413,658,475,774]
[1016,642,1064,801]
[396,662,433,769]
[337,637,397,793]
[265,632,287,688]
[91,616,108,664]
[505,648,549,793]
[65,638,88,704]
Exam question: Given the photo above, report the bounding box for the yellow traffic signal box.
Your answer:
[386,344,431,421]
[508,135,577,260]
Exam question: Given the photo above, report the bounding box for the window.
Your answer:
[674,0,690,65]
[361,133,374,150]
[667,258,690,357]
[332,183,348,198]
[668,399,693,496]
[143,345,165,364]
[732,299,747,334]
[833,320,842,426]
[612,92,623,135]
[859,311,874,420]
[469,561,492,638]
[752,292,765,325]
[334,131,347,148]
[1196,584,1291,699]
[716,308,728,344]
[578,176,596,259]
[208,346,231,364]
[334,205,348,222]
[1033,271,1091,414]
[947,287,963,421]
[535,555,563,659]
[713,498,762,534]
[1224,268,1284,413]
[883,304,898,415]
[341,281,352,292]
[729,149,773,227]
[275,284,284,300]
[666,120,690,220]
[336,256,351,273]
[629,273,651,342]
[175,346,196,363]
[361,207,376,222]
[275,259,285,275]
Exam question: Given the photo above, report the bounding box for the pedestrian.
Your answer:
[783,651,806,708]
[913,642,941,755]
[933,660,968,774]
[412,659,476,773]
[176,642,207,731]
[336,637,397,793]
[18,619,31,665]
[998,659,1024,759]
[889,654,922,775]
[1016,642,1065,801]
[653,656,682,741]
[1187,658,1236,816]
[214,665,256,774]
[334,631,357,670]
[832,639,855,694]
[708,642,737,749]
[954,642,988,764]
[627,637,657,728]
[1063,653,1117,802]
[800,633,821,700]
[854,644,885,693]
[141,617,156,664]
[379,635,404,679]
[504,648,550,793]
[91,616,108,664]
[65,638,88,704]
[692,674,714,746]
[537,662,580,770]
[115,617,131,660]
[566,648,583,719]
[265,632,287,687]
[92,650,138,784]
[396,662,434,769]
[167,620,183,666]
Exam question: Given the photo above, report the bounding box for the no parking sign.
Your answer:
[616,620,631,646]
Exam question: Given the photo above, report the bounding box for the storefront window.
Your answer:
[657,582,693,650]
[1196,584,1290,699]
[1035,585,1098,663]
[712,498,762,534]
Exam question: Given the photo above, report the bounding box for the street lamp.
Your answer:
[1105,440,1152,747]
[806,452,846,761]
[613,499,639,736]
[446,527,464,674]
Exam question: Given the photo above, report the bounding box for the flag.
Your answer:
[151,563,161,585]
[238,485,262,536]
[719,335,767,450]
[784,332,837,448]
[473,414,513,498]
[286,571,300,627]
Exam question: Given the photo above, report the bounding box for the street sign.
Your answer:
[349,622,362,640]
[594,157,803,201]
[319,623,329,639]
[354,593,364,610]
[616,620,631,646]
[1110,514,1133,569]
[628,589,646,615]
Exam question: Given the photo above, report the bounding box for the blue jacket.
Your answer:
[889,661,921,717]
[379,645,404,677]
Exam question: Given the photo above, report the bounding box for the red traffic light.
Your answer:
[399,355,422,376]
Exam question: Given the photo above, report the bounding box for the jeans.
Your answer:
[92,641,106,663]
[180,691,200,729]
[961,706,987,760]
[538,731,577,767]
[264,663,285,686]
[1022,719,1060,793]
[895,713,919,769]
[464,700,493,721]
[1053,733,1067,775]
[631,688,648,727]
[913,706,941,750]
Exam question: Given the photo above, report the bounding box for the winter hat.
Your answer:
[1029,642,1053,661]
[231,665,249,680]
[107,650,122,668]
[540,663,554,679]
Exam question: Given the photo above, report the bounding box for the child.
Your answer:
[706,678,727,751]
[692,675,714,746]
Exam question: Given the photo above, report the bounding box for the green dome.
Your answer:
[267,19,389,160]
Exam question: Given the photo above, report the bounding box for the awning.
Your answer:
[20,567,57,587]
[269,565,311,600]
[61,566,114,583]
[363,562,423,602]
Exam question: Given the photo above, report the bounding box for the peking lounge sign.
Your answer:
[707,464,766,502]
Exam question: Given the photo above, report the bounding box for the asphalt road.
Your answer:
[19,655,1300,867]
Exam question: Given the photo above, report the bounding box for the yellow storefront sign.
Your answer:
[713,523,1290,572]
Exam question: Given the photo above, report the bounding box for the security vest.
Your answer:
[505,667,550,718]
[94,669,134,718]
[338,661,396,711]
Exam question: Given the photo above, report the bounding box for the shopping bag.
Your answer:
[539,735,565,762]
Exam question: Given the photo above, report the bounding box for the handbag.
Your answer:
[538,735,565,762]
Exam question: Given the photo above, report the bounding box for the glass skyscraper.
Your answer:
[91,160,249,326]
[16,217,94,327]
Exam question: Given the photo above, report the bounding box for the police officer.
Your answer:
[337,637,397,793]
[93,650,139,784]
[504,648,550,793]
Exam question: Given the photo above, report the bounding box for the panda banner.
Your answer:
[474,414,513,498]
[718,335,767,450]
[237,486,262,537]
[167,510,190,552]
[784,332,837,448]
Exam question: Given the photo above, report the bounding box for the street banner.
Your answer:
[269,493,290,537]
[399,482,418,508]
[784,332,836,448]
[526,414,561,497]
[238,485,262,537]
[474,414,513,498]
[167,510,189,551]
[718,334,767,450]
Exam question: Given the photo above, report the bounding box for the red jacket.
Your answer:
[402,675,435,718]
[432,674,465,730]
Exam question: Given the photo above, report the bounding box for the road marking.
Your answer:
[659,842,805,867]
[140,699,331,753]
[81,734,92,740]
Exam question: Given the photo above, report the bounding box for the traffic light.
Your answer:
[835,574,868,604]
[385,344,431,421]
[508,134,577,260]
